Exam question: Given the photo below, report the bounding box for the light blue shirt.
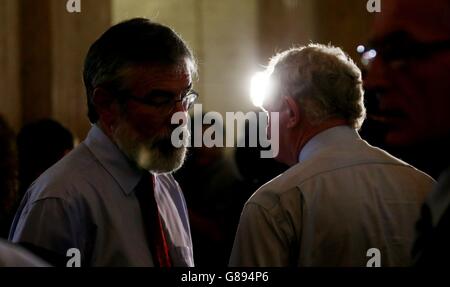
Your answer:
[10,125,194,267]
[230,126,435,266]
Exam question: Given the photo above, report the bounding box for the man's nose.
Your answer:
[364,57,391,92]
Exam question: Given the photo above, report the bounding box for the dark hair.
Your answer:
[17,118,74,195]
[83,18,196,123]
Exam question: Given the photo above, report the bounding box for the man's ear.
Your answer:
[283,96,302,128]
[92,87,120,130]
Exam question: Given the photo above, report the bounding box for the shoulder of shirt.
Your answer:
[246,138,435,211]
[25,142,103,203]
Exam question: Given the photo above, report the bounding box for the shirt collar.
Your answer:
[84,124,143,196]
[298,125,361,163]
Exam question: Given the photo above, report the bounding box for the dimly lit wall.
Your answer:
[1,0,110,139]
[258,0,373,66]
[0,0,20,131]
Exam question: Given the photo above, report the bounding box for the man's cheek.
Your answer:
[132,121,161,138]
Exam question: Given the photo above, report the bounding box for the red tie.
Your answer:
[135,174,172,267]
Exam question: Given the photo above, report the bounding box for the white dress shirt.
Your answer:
[10,125,193,267]
[230,126,435,266]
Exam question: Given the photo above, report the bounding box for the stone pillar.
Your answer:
[50,0,111,138]
[20,0,53,126]
[19,0,111,139]
[0,0,21,131]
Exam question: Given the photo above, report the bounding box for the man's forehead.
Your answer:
[372,0,450,42]
[125,63,192,78]
[122,63,192,91]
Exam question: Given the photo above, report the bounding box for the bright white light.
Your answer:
[250,71,271,108]
[368,49,377,59]
[356,45,365,53]
[363,49,377,60]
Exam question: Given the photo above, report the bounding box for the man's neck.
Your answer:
[95,121,114,140]
[294,119,349,164]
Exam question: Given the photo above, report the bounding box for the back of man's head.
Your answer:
[83,18,196,123]
[267,44,366,130]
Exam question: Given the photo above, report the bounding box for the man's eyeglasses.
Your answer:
[357,33,450,69]
[122,90,198,113]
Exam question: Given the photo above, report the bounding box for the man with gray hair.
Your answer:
[229,44,434,266]
[10,18,197,266]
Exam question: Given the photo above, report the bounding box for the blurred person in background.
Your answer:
[362,0,450,180]
[17,118,75,198]
[362,0,450,266]
[175,114,239,266]
[0,115,47,266]
[175,113,287,266]
[0,115,18,239]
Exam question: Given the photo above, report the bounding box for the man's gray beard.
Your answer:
[112,119,189,174]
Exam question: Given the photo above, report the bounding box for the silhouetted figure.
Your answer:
[362,0,450,180]
[363,0,450,266]
[231,113,288,252]
[0,115,48,266]
[175,113,287,266]
[0,115,18,239]
[175,114,241,266]
[17,118,74,198]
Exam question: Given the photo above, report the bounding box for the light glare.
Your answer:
[250,71,271,108]
[356,45,365,53]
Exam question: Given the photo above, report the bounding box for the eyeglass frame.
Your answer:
[123,90,198,110]
[99,85,199,116]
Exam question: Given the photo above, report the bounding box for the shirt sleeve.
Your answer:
[10,197,83,266]
[229,201,292,267]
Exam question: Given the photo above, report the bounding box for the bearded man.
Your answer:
[9,18,197,267]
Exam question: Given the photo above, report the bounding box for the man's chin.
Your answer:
[138,146,187,174]
[112,121,190,173]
